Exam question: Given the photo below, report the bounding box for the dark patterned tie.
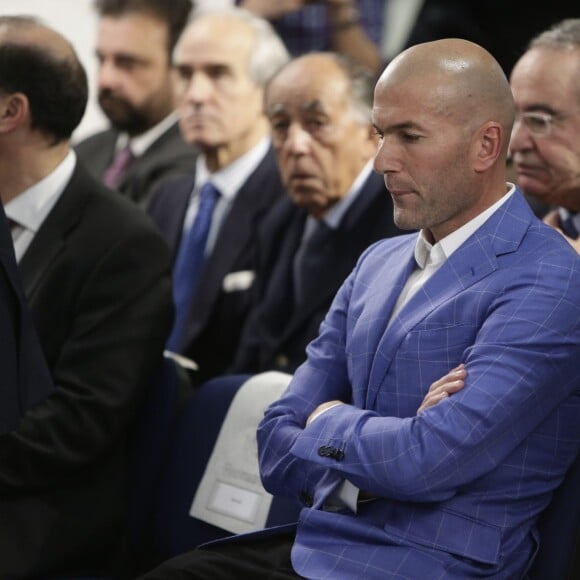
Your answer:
[560,214,579,240]
[293,220,332,307]
[103,145,134,189]
[166,182,221,352]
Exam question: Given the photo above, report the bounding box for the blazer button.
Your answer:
[299,491,313,507]
[274,354,289,368]
[318,445,330,457]
[333,449,344,461]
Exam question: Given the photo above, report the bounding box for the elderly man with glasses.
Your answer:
[510,18,580,253]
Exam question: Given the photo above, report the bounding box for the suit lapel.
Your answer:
[365,190,533,408]
[182,147,283,343]
[282,173,402,348]
[18,164,88,301]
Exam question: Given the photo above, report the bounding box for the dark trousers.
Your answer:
[139,531,301,579]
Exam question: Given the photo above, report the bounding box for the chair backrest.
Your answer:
[148,372,301,564]
[529,451,580,579]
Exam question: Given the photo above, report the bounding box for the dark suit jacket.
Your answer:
[148,146,284,384]
[233,171,404,374]
[75,121,197,207]
[0,206,53,434]
[0,162,173,578]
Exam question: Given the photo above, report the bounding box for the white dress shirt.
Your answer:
[5,151,76,262]
[181,136,271,256]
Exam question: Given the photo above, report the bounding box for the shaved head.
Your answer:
[373,38,515,241]
[378,39,515,157]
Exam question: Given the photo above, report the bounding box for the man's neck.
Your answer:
[0,141,70,204]
[203,120,269,173]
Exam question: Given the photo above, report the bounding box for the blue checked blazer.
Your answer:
[257,189,580,579]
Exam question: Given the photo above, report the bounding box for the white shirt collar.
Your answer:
[5,150,76,233]
[322,160,374,230]
[116,112,179,157]
[194,136,271,201]
[414,183,516,269]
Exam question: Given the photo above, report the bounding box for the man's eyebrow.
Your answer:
[265,103,287,116]
[372,120,423,132]
[521,103,558,115]
[300,99,325,113]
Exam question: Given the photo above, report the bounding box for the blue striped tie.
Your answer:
[166,182,221,352]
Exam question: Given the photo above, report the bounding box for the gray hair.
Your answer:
[189,6,290,86]
[266,52,375,126]
[529,18,580,50]
[331,52,375,125]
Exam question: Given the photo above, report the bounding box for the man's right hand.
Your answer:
[417,364,466,414]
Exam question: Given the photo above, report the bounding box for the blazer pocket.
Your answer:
[402,324,478,356]
[382,505,501,565]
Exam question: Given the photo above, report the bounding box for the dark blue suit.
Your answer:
[233,171,405,374]
[258,190,580,579]
[0,204,53,433]
[148,146,284,383]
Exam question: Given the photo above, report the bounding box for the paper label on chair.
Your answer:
[207,481,261,522]
[189,372,292,535]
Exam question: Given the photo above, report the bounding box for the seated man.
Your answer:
[75,0,197,207]
[0,16,172,577]
[140,38,580,579]
[509,18,580,254]
[233,51,404,375]
[148,8,290,384]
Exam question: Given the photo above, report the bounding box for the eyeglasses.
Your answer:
[514,111,557,137]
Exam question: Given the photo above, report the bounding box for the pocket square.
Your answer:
[222,270,255,293]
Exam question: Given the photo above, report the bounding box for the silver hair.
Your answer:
[529,18,580,50]
[187,6,290,86]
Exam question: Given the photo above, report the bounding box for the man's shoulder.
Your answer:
[74,128,116,154]
[60,164,168,252]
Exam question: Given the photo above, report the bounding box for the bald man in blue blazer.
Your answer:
[257,41,580,580]
[139,37,580,580]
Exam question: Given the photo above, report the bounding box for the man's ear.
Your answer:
[472,121,503,173]
[0,92,29,134]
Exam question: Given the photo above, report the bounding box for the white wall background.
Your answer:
[1,0,108,142]
[0,0,420,141]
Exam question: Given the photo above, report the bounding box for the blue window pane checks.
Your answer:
[166,182,221,352]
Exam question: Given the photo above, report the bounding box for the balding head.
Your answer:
[0,16,88,143]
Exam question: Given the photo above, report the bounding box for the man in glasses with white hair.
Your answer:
[510,18,580,253]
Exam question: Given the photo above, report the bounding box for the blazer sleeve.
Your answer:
[0,221,173,492]
[261,245,580,503]
[257,269,356,504]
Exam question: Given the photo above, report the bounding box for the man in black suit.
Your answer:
[0,16,173,578]
[233,52,404,374]
[75,0,197,207]
[148,8,290,384]
[0,204,54,434]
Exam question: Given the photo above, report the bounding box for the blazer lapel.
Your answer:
[365,190,533,409]
[182,147,283,343]
[18,165,87,301]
